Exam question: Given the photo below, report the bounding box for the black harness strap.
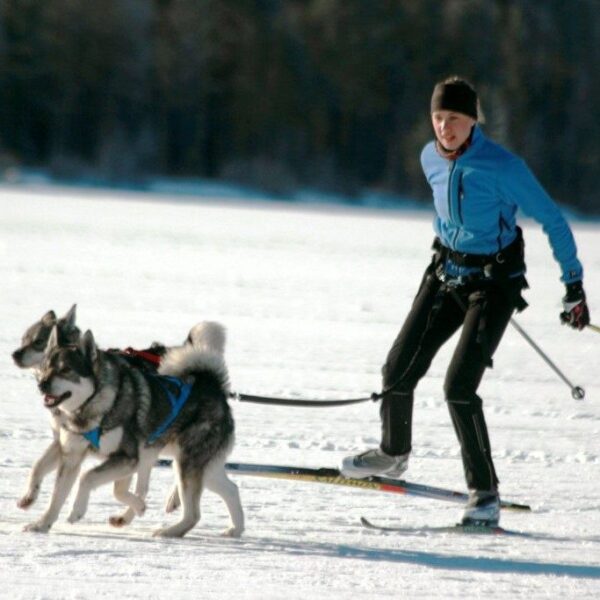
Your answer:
[231,392,382,407]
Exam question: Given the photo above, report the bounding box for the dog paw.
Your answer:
[221,526,243,538]
[23,520,51,533]
[108,515,128,528]
[109,507,135,527]
[17,495,35,510]
[67,510,84,524]
[152,526,185,538]
[152,527,169,538]
[68,494,89,524]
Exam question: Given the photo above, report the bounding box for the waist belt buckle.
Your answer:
[445,275,465,288]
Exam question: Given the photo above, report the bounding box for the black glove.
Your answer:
[560,281,590,330]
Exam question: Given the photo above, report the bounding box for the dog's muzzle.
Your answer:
[38,378,72,408]
[43,391,72,408]
[12,349,25,366]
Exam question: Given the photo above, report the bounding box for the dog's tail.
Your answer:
[185,321,226,356]
[159,322,230,393]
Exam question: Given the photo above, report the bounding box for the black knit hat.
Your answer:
[430,78,478,119]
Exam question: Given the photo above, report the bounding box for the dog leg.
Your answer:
[68,456,140,524]
[18,440,61,509]
[24,454,83,533]
[153,462,202,538]
[164,484,180,513]
[204,464,244,538]
[109,452,159,527]
[112,475,133,505]
[108,476,145,527]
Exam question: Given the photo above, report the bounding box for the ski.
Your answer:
[360,516,527,537]
[158,459,531,512]
[221,462,531,512]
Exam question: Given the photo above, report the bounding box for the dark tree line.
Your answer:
[1,0,599,212]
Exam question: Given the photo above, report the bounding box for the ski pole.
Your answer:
[509,318,585,400]
[447,287,585,400]
[587,323,600,334]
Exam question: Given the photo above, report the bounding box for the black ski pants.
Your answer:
[380,267,522,491]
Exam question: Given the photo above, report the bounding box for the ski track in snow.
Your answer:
[1,184,599,599]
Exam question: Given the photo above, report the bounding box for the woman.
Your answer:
[341,76,590,526]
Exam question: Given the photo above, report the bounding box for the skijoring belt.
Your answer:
[432,227,525,274]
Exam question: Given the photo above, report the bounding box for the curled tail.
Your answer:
[185,321,226,355]
[160,321,230,393]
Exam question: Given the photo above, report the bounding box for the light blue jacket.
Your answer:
[420,126,583,283]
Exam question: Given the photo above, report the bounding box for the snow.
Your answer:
[1,183,599,599]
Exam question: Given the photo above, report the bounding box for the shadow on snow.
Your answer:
[225,536,600,580]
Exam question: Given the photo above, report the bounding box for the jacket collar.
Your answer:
[435,125,484,161]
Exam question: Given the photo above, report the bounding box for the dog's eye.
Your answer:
[33,338,47,350]
[56,365,72,377]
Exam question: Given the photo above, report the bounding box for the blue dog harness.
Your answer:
[83,428,102,448]
[146,375,193,444]
[82,374,193,449]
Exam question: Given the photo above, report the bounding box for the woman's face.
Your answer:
[431,110,476,151]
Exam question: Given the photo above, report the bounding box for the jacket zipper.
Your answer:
[447,162,463,249]
[447,162,456,248]
[457,174,464,223]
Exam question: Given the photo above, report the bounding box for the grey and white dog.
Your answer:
[31,323,243,537]
[12,305,79,510]
[12,304,80,369]
[13,304,142,519]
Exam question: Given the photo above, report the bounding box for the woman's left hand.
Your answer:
[561,281,590,330]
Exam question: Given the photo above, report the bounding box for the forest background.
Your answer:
[1,0,599,213]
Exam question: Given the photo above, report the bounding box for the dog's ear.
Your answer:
[47,325,60,353]
[81,330,98,364]
[42,310,57,325]
[62,304,77,327]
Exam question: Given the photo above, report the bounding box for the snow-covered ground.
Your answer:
[1,184,599,599]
